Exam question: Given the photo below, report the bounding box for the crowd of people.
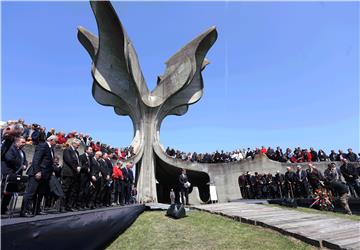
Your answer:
[239,160,360,214]
[1,119,137,217]
[166,146,360,164]
[1,118,359,217]
[2,119,135,161]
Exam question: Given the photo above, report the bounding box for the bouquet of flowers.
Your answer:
[310,188,334,211]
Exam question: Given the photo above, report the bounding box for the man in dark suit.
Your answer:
[340,158,360,197]
[179,168,189,205]
[284,167,296,198]
[20,135,57,217]
[103,153,113,206]
[88,151,102,209]
[98,154,111,206]
[121,163,130,204]
[126,162,135,204]
[295,165,310,198]
[1,136,27,214]
[78,146,93,209]
[61,139,81,211]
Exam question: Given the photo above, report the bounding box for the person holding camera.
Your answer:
[179,168,190,205]
[1,136,27,215]
[324,163,352,215]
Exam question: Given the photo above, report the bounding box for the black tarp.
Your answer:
[1,205,145,250]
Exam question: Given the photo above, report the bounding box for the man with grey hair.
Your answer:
[295,165,309,198]
[324,163,352,215]
[93,151,109,207]
[20,135,57,217]
[340,158,360,198]
[61,138,81,211]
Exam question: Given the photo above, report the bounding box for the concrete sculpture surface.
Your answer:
[78,1,217,203]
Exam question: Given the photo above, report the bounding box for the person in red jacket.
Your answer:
[112,161,125,205]
[260,146,267,154]
[57,132,67,144]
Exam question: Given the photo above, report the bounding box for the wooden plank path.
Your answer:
[192,203,360,249]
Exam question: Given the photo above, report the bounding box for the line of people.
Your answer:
[1,131,136,217]
[56,140,135,214]
[166,146,359,164]
[239,160,359,214]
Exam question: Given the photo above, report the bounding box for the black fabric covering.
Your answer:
[1,205,145,250]
[166,204,186,219]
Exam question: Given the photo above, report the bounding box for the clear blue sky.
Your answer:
[2,1,359,153]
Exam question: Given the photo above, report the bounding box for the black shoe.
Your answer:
[36,211,48,215]
[20,212,34,218]
[65,207,76,212]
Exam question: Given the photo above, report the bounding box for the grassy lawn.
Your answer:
[266,204,360,221]
[107,210,316,250]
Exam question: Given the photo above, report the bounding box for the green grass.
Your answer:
[266,204,360,221]
[107,210,316,250]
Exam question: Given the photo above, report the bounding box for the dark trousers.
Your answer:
[125,183,132,204]
[1,194,12,214]
[95,178,105,206]
[79,174,90,207]
[1,175,11,214]
[296,181,310,198]
[180,188,189,205]
[114,179,125,205]
[21,176,49,214]
[103,184,111,206]
[347,180,360,198]
[87,181,97,208]
[62,176,79,208]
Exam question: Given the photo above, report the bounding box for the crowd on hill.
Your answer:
[165,146,360,164]
[239,160,359,214]
[1,119,135,160]
[1,119,138,217]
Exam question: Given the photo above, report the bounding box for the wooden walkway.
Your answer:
[192,203,360,249]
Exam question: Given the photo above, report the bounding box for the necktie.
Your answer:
[74,149,79,164]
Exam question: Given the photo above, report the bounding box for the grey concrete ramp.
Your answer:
[192,203,360,249]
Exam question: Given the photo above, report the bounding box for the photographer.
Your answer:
[1,136,27,215]
[324,163,352,215]
[340,158,360,197]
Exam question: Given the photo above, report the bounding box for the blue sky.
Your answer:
[2,1,359,153]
